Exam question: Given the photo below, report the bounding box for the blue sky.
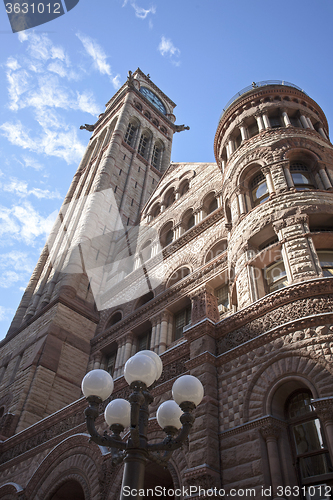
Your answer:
[0,0,333,340]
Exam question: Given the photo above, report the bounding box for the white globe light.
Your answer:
[134,350,163,380]
[172,375,204,406]
[81,369,114,401]
[124,353,157,387]
[157,400,182,430]
[104,398,131,428]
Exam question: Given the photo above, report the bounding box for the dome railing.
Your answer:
[219,81,307,122]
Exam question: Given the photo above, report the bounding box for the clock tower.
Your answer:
[0,69,180,434]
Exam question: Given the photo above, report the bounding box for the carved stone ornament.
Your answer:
[312,398,333,423]
[79,124,95,132]
[260,423,282,440]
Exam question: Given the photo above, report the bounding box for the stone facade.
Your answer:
[1,75,333,499]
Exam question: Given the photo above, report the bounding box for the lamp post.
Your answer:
[82,350,204,500]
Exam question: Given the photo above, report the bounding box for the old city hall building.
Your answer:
[1,69,333,499]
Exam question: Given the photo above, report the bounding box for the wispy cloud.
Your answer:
[22,155,44,171]
[123,1,156,20]
[76,32,121,89]
[158,36,181,66]
[0,120,85,164]
[0,178,61,200]
[132,3,156,19]
[0,251,34,289]
[0,201,57,246]
[0,305,14,320]
[2,31,103,167]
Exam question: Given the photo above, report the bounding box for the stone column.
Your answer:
[282,110,291,127]
[174,223,182,239]
[239,122,248,141]
[123,333,134,365]
[228,138,235,156]
[93,352,102,370]
[255,114,265,132]
[194,208,203,224]
[318,164,333,189]
[261,166,275,195]
[314,172,325,190]
[114,338,125,378]
[158,311,171,354]
[166,315,174,346]
[151,241,160,257]
[150,317,158,350]
[262,113,271,129]
[318,125,328,139]
[221,160,226,173]
[217,193,223,209]
[261,424,286,500]
[175,189,181,201]
[237,188,246,215]
[150,314,161,353]
[300,114,310,129]
[306,116,315,130]
[283,164,294,189]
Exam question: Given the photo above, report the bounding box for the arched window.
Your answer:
[124,121,138,147]
[205,240,227,263]
[264,259,288,293]
[106,311,122,328]
[179,180,189,196]
[286,390,333,487]
[50,480,85,500]
[182,209,195,233]
[164,188,175,208]
[150,204,160,219]
[138,131,150,158]
[160,222,174,248]
[250,172,269,206]
[151,141,164,171]
[290,162,315,190]
[140,240,152,262]
[208,198,218,214]
[167,267,190,287]
[202,192,218,217]
[135,291,154,310]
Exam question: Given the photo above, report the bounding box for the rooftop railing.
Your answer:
[219,81,307,122]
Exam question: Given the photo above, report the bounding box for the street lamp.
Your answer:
[82,350,204,500]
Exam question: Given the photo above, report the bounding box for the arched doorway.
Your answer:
[144,462,175,499]
[50,479,85,500]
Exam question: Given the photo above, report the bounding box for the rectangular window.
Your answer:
[265,260,288,292]
[137,331,151,352]
[216,285,229,312]
[124,123,135,146]
[174,306,191,340]
[107,352,116,377]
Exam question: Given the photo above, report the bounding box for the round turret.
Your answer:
[214,81,333,309]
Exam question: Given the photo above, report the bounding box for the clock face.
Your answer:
[139,87,167,115]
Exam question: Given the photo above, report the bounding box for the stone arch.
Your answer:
[244,352,333,423]
[25,434,103,500]
[166,266,191,288]
[0,483,23,500]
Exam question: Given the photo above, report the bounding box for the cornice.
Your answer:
[219,415,286,438]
